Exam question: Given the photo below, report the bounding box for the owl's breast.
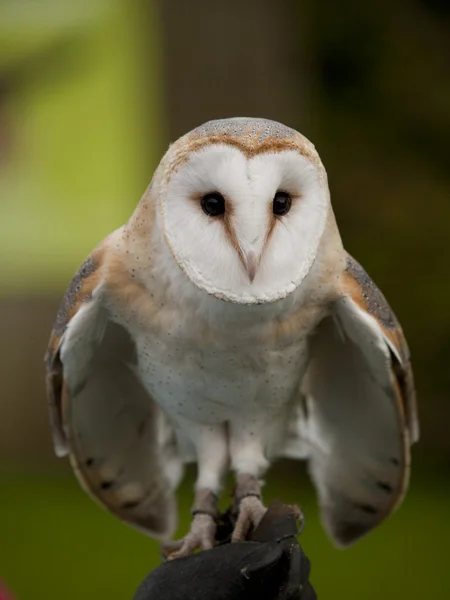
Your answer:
[118,268,331,425]
[134,326,310,425]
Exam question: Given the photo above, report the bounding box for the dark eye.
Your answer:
[273,191,292,216]
[201,192,225,216]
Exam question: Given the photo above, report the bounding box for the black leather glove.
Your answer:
[132,500,317,600]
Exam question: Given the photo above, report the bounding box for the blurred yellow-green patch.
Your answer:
[0,0,164,293]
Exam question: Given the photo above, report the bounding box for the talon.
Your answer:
[232,495,267,542]
[287,503,305,533]
[161,513,216,560]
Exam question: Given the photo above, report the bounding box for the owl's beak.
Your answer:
[244,251,258,283]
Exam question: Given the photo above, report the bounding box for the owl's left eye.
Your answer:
[273,191,292,216]
[201,193,225,216]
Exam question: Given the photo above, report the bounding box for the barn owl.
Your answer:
[45,118,419,558]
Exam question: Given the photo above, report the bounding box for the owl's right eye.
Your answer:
[201,193,225,217]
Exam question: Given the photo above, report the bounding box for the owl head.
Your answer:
[150,118,333,305]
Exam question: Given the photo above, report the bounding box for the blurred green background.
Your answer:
[0,0,449,598]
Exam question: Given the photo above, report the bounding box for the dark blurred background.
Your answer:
[0,1,449,598]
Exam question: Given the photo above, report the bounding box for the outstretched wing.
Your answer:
[299,253,418,547]
[45,241,182,540]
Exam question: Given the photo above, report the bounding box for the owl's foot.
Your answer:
[161,513,216,559]
[231,474,267,542]
[232,495,267,541]
[161,489,218,560]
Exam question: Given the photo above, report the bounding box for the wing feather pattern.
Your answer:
[45,241,181,540]
[298,253,418,547]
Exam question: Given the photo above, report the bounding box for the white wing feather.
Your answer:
[49,293,182,540]
[288,299,411,547]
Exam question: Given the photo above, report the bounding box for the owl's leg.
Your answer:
[229,421,269,542]
[231,473,267,542]
[162,421,228,559]
[161,489,218,559]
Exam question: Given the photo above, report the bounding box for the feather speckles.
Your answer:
[166,117,323,179]
[193,117,298,143]
[343,252,418,445]
[344,255,397,330]
[52,252,102,339]
[377,481,393,493]
[357,504,378,515]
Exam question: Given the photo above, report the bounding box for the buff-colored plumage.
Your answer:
[45,118,418,552]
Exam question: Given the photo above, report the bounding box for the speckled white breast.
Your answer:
[135,329,309,428]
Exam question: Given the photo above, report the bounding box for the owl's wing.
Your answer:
[45,241,182,540]
[294,253,418,547]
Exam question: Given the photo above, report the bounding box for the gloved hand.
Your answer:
[132,499,317,600]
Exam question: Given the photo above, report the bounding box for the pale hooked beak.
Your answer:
[244,250,258,283]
